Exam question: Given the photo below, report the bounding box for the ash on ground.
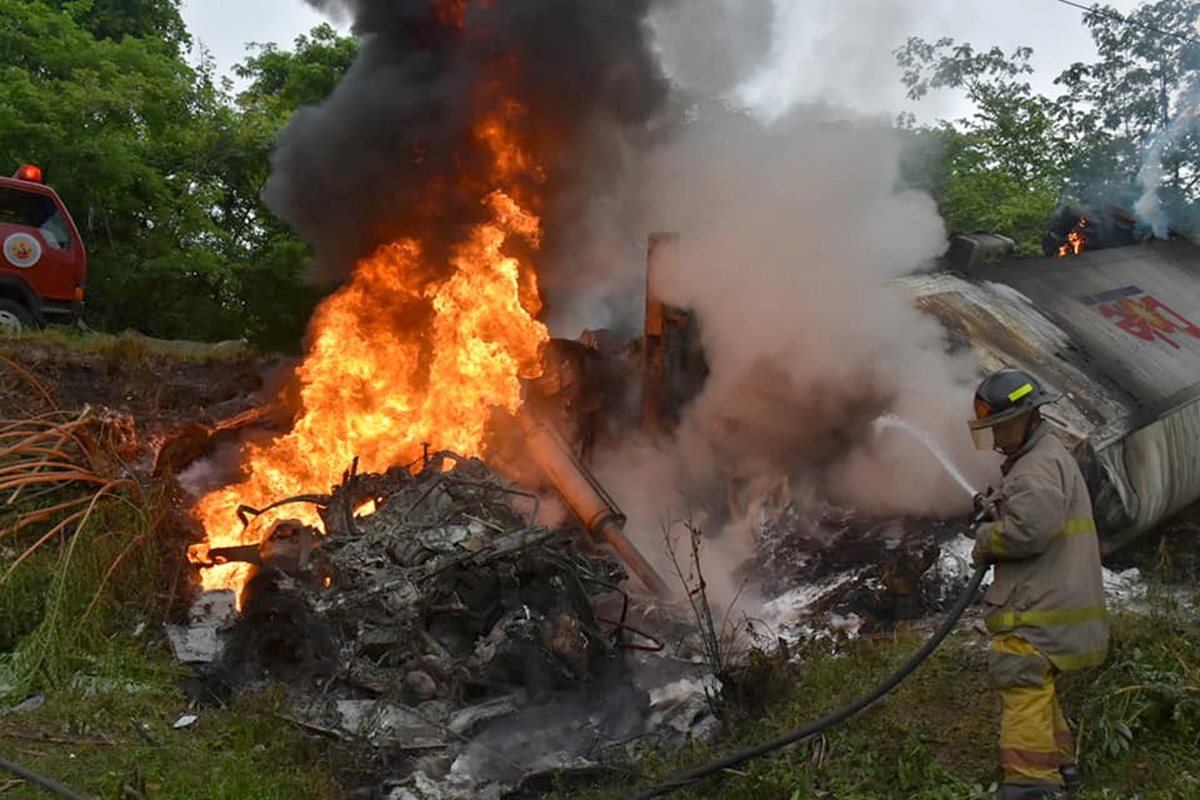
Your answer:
[749,499,1159,647]
[748,499,975,646]
[168,457,1159,798]
[746,495,1172,654]
[172,455,715,799]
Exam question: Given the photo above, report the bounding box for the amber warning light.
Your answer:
[13,165,44,184]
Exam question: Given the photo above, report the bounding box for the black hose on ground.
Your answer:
[0,755,91,800]
[632,561,990,799]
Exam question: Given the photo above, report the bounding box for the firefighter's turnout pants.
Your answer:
[989,633,1072,788]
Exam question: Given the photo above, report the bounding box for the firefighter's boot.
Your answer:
[1059,763,1082,793]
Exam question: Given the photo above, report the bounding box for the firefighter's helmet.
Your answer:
[968,369,1060,449]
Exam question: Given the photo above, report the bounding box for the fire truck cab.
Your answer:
[0,165,86,333]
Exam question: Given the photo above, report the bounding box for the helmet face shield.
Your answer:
[969,424,995,451]
[970,403,1027,431]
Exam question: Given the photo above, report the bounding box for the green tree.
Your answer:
[1055,0,1200,224]
[215,24,359,350]
[235,24,357,113]
[47,0,189,52]
[0,0,237,338]
[0,4,355,349]
[897,1,1200,249]
[896,39,1071,254]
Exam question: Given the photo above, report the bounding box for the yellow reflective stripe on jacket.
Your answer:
[986,605,1109,632]
[989,517,1096,557]
[1046,649,1108,671]
[989,523,1008,557]
[1061,518,1097,537]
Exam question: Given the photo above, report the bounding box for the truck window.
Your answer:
[0,187,72,250]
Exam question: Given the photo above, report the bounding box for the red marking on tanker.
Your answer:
[1097,292,1200,349]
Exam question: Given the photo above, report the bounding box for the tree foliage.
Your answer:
[1058,0,1200,220]
[235,24,357,113]
[897,0,1200,251]
[47,0,189,52]
[0,1,355,350]
[896,40,1070,254]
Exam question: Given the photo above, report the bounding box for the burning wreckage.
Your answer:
[159,232,956,798]
[136,4,1200,796]
[169,237,785,798]
[186,453,664,798]
[160,208,1200,798]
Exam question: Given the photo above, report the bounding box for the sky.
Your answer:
[180,0,1141,119]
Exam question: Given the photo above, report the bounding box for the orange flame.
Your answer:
[1057,217,1089,257]
[189,113,549,601]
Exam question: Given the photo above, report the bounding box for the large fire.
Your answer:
[188,114,550,599]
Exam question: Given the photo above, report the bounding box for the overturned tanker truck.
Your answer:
[900,217,1200,553]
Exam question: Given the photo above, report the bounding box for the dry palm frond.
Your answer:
[0,358,162,697]
[1,405,141,585]
[0,354,58,412]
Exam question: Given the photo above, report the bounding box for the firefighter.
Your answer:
[968,369,1108,800]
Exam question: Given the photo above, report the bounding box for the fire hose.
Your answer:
[0,755,90,800]
[0,565,987,800]
[632,530,990,799]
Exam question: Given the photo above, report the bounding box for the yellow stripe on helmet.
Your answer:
[1008,383,1034,403]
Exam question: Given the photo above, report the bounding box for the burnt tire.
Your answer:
[0,299,34,334]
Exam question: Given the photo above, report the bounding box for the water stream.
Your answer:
[871,414,978,499]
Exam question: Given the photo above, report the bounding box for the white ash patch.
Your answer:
[647,676,722,743]
[166,590,237,664]
[931,535,988,588]
[755,570,867,649]
[1104,566,1145,609]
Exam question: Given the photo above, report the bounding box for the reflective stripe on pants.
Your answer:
[989,634,1071,787]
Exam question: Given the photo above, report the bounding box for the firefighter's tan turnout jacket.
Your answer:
[973,425,1109,672]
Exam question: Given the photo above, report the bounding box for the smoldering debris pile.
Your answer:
[172,454,714,799]
[752,500,972,643]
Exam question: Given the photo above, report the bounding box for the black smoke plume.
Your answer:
[267,0,673,284]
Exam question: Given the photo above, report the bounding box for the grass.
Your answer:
[1,351,1196,799]
[0,370,339,799]
[0,683,343,799]
[0,327,254,365]
[0,494,162,699]
[562,573,1200,800]
[0,482,346,800]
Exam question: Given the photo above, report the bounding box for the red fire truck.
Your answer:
[0,164,86,332]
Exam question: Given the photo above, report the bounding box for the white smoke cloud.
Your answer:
[585,1,999,610]
[737,0,939,120]
[1135,85,1200,238]
[634,108,992,498]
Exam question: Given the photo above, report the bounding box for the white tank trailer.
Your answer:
[898,230,1200,553]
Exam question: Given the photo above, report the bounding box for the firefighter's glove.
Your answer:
[972,486,1000,523]
[971,520,999,565]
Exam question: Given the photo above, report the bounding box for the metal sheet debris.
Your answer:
[897,239,1200,550]
[165,590,237,664]
[179,456,693,798]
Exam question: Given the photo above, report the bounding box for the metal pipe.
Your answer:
[519,413,671,597]
[642,232,678,434]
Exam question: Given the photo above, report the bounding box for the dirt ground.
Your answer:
[0,331,278,427]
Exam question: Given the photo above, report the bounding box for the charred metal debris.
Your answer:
[172,454,703,798]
